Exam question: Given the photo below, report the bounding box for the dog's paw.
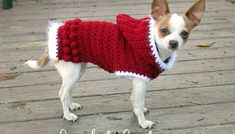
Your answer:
[144,108,150,115]
[63,113,78,122]
[69,103,82,111]
[140,120,156,129]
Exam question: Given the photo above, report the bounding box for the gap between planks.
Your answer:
[0,102,234,133]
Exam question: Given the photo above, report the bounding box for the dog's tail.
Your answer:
[25,47,49,69]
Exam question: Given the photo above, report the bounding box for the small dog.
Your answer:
[26,0,205,129]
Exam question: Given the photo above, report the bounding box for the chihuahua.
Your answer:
[26,0,205,129]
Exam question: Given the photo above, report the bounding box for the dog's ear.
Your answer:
[185,0,205,28]
[151,0,170,20]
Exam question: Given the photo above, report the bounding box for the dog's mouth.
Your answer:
[168,46,177,51]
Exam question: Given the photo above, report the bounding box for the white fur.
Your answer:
[168,13,185,50]
[169,14,185,32]
[153,13,185,61]
[25,60,40,69]
[149,16,176,70]
[55,61,87,121]
[130,78,155,128]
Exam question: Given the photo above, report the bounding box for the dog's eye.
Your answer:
[181,31,189,39]
[160,28,170,35]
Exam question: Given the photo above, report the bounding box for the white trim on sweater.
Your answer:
[115,71,151,81]
[48,21,63,60]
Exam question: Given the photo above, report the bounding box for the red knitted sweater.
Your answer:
[53,14,175,81]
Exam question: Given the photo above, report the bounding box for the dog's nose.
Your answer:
[169,40,178,49]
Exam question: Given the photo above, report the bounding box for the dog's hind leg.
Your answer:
[68,63,87,111]
[55,61,81,121]
[79,63,87,80]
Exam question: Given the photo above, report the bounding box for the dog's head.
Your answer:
[151,0,205,52]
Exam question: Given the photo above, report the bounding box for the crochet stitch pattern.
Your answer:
[49,14,176,81]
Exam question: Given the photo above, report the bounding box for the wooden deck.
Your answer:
[0,0,235,133]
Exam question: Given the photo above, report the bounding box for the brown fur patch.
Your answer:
[185,0,205,27]
[226,0,235,4]
[183,15,197,31]
[151,0,170,19]
[37,47,49,68]
[182,15,197,43]
[156,14,171,38]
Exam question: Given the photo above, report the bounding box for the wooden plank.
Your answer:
[1,13,234,31]
[0,2,233,20]
[0,1,231,21]
[1,7,234,23]
[1,19,235,38]
[1,53,234,76]
[2,58,235,89]
[0,0,234,133]
[16,0,218,3]
[9,0,223,9]
[0,69,235,103]
[0,45,234,63]
[0,84,234,123]
[0,102,234,134]
[0,41,46,52]
[1,25,234,43]
[1,15,232,31]
[16,0,219,5]
[0,37,233,53]
[155,124,235,134]
[0,5,232,19]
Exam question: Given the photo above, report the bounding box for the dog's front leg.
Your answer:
[131,78,156,129]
